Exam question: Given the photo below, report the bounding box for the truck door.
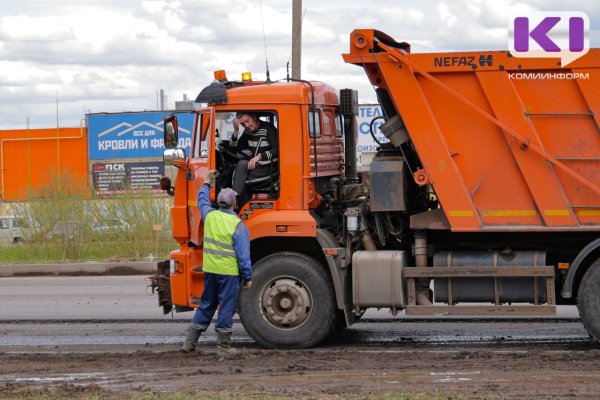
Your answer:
[187,110,212,245]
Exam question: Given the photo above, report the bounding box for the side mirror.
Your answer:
[163,148,186,165]
[164,115,179,149]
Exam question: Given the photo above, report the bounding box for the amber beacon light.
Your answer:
[214,70,228,82]
[241,72,253,82]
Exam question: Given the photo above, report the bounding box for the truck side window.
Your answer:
[260,114,278,128]
[192,114,211,158]
[308,110,321,138]
[334,113,343,138]
[215,112,237,142]
[322,110,335,137]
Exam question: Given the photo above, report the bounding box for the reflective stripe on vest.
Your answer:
[203,209,241,276]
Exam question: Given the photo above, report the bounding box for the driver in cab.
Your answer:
[229,112,278,202]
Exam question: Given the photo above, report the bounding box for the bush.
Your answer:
[7,171,175,263]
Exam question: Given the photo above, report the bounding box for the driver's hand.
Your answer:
[248,155,261,170]
[232,118,240,138]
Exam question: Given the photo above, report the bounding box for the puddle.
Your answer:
[0,335,255,346]
[14,373,106,383]
[2,371,155,386]
[430,371,480,383]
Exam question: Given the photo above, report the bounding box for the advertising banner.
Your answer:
[91,161,165,195]
[356,104,389,152]
[356,104,389,165]
[87,112,194,160]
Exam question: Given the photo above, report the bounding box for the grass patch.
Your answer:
[2,173,176,264]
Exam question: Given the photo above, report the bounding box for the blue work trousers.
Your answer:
[191,272,240,332]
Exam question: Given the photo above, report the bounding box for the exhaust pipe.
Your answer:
[340,89,359,183]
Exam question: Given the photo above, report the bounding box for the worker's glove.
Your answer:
[205,170,219,185]
[241,279,252,290]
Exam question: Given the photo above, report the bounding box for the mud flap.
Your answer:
[149,260,173,315]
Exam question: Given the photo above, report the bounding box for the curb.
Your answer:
[0,262,158,277]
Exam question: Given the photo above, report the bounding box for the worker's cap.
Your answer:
[217,188,238,207]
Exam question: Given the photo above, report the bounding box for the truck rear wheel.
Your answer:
[577,262,600,342]
[239,252,335,349]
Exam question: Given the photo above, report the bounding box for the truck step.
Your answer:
[404,265,556,316]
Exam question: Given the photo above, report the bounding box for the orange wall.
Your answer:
[0,127,88,201]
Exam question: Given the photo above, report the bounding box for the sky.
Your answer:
[0,0,598,130]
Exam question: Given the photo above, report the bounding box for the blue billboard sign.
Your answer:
[356,104,389,153]
[87,112,194,160]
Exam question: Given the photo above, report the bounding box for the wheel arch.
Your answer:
[250,231,353,326]
[250,235,328,268]
[561,237,600,299]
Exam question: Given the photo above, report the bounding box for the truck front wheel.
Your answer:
[239,252,335,349]
[577,262,600,342]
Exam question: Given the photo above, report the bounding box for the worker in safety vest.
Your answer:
[181,170,252,354]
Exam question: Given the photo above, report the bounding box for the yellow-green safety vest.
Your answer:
[202,210,241,276]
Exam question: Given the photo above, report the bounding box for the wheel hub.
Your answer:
[260,277,312,330]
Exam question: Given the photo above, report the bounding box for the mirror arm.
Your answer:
[171,163,193,181]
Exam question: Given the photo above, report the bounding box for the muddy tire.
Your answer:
[239,252,335,349]
[577,262,600,342]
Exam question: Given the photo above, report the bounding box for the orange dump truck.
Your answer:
[152,29,600,348]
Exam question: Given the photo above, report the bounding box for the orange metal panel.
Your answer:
[0,127,88,201]
[168,248,189,306]
[477,71,577,227]
[226,81,338,108]
[186,248,204,308]
[245,209,317,239]
[168,246,204,308]
[415,72,541,226]
[575,68,600,131]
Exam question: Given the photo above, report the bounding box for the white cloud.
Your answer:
[0,0,598,129]
[1,15,75,42]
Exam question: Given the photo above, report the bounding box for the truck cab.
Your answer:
[155,72,351,348]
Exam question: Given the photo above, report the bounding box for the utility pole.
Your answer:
[26,117,31,190]
[292,0,302,79]
[56,94,61,176]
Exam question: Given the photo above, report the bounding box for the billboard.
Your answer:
[87,111,194,160]
[91,161,165,195]
[356,104,389,159]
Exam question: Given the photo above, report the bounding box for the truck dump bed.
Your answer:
[343,29,600,232]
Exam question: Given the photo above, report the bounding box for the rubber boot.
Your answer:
[180,323,204,353]
[216,329,238,355]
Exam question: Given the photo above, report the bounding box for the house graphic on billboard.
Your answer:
[87,112,193,160]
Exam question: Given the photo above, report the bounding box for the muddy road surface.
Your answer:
[1,276,599,398]
[1,318,599,399]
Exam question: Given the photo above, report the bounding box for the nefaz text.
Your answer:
[434,54,493,68]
